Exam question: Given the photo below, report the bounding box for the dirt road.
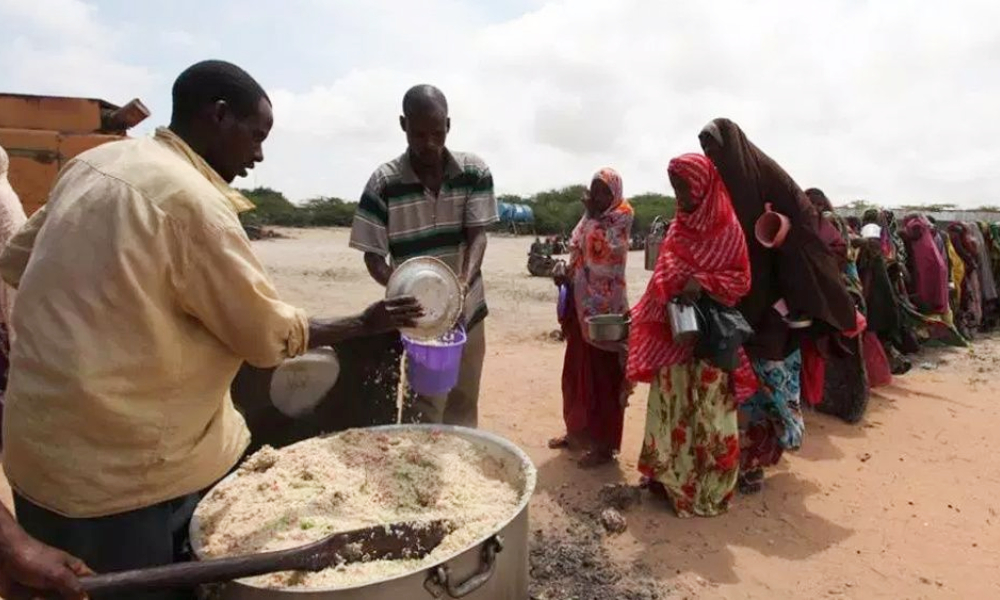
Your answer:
[257,229,1000,599]
[5,228,998,599]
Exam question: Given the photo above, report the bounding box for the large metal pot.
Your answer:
[190,425,537,600]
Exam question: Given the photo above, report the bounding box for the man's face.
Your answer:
[401,111,449,168]
[206,97,273,183]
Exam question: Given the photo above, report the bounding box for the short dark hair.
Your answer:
[171,60,270,125]
[402,84,448,118]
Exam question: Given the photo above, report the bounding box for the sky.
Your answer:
[2,0,1000,208]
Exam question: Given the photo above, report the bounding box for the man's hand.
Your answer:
[361,296,424,334]
[0,529,92,600]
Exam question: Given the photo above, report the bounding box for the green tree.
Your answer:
[844,199,880,212]
[238,187,306,227]
[899,203,958,213]
[529,185,586,235]
[630,192,675,234]
[302,197,356,227]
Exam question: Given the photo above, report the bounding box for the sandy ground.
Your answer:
[5,228,1000,599]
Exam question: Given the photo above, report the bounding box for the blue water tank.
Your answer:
[499,202,534,223]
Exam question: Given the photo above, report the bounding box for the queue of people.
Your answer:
[551,118,1000,518]
[0,52,998,600]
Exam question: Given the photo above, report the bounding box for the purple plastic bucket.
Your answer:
[403,328,468,396]
[557,283,569,321]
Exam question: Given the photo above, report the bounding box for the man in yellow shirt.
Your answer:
[0,60,420,600]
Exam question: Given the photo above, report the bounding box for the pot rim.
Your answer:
[189,424,537,593]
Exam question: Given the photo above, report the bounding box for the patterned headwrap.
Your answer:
[628,154,758,401]
[567,168,634,339]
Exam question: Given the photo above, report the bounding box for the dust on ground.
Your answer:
[5,228,999,599]
[256,229,1000,599]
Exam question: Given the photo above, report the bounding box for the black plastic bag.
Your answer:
[693,297,754,371]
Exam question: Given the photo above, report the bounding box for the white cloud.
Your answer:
[0,0,106,46]
[0,0,157,104]
[5,0,1000,207]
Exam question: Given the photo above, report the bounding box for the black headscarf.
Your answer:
[701,118,856,359]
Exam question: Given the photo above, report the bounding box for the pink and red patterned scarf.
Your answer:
[568,168,634,339]
[627,154,758,402]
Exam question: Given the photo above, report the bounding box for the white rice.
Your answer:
[193,429,521,589]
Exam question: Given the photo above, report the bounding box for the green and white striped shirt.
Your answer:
[349,150,498,327]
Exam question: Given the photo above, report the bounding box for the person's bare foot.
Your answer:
[738,468,764,494]
[578,449,614,468]
[547,435,570,449]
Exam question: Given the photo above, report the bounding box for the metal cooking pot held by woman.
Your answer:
[586,314,630,342]
[645,216,667,271]
[667,300,700,343]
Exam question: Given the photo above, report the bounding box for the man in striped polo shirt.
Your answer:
[350,84,497,427]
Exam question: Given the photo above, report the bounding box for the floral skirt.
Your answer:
[638,361,739,518]
[739,350,804,472]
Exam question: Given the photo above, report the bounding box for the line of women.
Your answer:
[548,117,968,517]
[854,209,1000,350]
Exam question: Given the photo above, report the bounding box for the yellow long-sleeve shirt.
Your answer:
[0,128,308,518]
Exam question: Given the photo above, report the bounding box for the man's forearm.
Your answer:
[462,227,488,285]
[308,315,368,348]
[0,504,22,550]
[364,253,393,287]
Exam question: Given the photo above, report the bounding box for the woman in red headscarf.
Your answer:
[628,154,755,517]
[550,168,634,467]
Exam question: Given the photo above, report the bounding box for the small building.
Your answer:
[0,93,149,216]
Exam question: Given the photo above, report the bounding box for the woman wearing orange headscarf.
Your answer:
[550,168,633,467]
[628,154,755,517]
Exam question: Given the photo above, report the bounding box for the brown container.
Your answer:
[0,128,60,156]
[0,128,127,215]
[7,157,58,216]
[0,95,103,133]
[60,133,125,159]
[0,93,148,216]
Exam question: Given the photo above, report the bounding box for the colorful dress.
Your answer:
[902,215,950,315]
[739,350,804,471]
[802,198,873,423]
[558,168,633,452]
[568,168,632,332]
[866,210,965,349]
[640,361,739,517]
[628,153,754,517]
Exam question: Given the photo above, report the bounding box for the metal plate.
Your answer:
[385,257,463,341]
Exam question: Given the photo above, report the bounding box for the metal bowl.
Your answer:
[586,314,630,342]
[385,257,464,341]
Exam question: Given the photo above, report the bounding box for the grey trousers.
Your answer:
[14,492,201,600]
[402,321,486,427]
